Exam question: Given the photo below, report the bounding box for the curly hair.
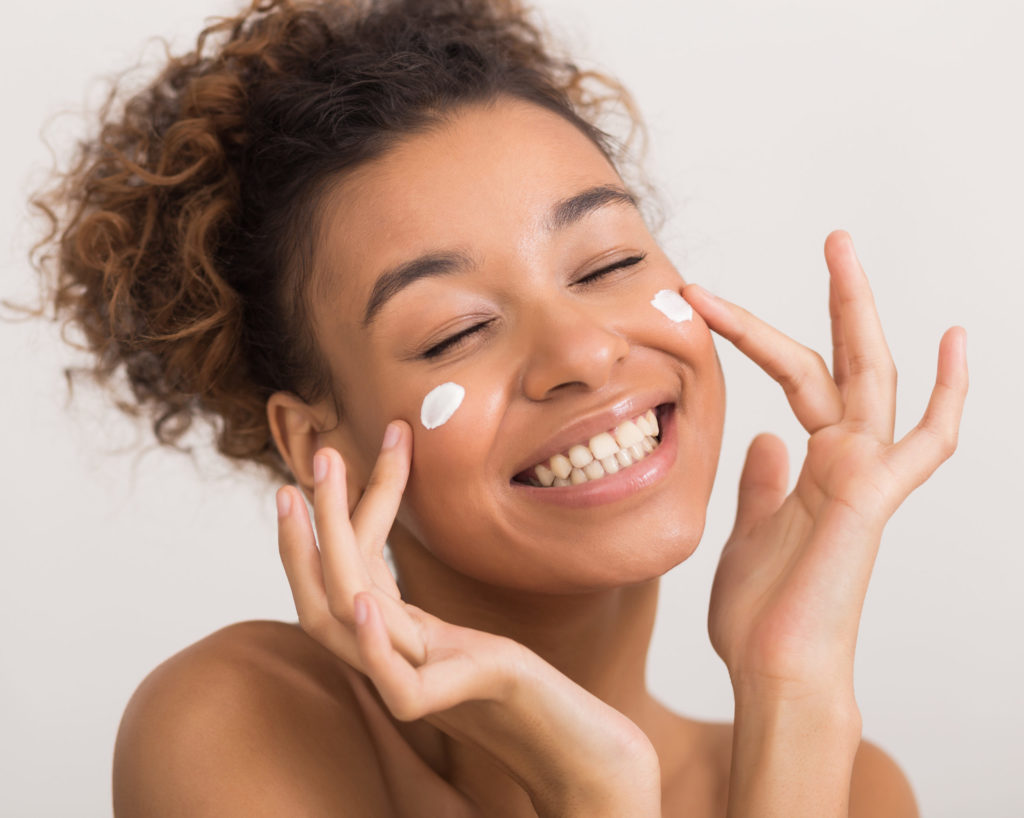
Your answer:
[18,0,648,484]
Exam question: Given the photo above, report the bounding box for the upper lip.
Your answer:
[509,390,676,479]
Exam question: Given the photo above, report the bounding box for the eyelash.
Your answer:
[419,252,648,360]
[574,252,647,286]
[421,319,495,359]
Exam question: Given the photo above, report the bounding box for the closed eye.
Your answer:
[575,252,648,286]
[420,319,495,359]
[418,253,647,360]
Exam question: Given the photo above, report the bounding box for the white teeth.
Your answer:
[636,414,654,436]
[522,406,668,488]
[550,454,572,479]
[646,409,659,437]
[613,420,645,449]
[588,432,619,460]
[568,444,594,468]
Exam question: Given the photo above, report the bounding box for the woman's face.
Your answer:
[310,98,725,593]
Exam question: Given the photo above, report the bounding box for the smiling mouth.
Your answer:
[512,404,668,488]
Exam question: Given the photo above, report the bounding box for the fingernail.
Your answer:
[276,489,291,518]
[381,422,401,450]
[313,452,328,483]
[354,596,368,625]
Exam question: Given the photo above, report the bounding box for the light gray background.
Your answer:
[2,1,1020,816]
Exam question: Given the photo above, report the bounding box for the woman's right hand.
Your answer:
[275,421,660,818]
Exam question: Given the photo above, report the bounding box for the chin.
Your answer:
[482,506,708,594]
[569,512,705,591]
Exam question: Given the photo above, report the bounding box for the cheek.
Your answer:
[619,280,712,359]
[396,372,507,536]
[420,381,465,429]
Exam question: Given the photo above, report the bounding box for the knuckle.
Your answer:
[940,429,959,459]
[298,608,333,641]
[326,595,354,625]
[365,462,397,492]
[776,359,809,394]
[846,351,874,376]
[809,349,829,373]
[389,692,423,722]
[847,350,896,382]
[923,422,958,460]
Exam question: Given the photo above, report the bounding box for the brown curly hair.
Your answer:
[17,0,648,485]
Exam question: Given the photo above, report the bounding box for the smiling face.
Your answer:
[308,97,725,593]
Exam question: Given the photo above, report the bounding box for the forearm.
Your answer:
[727,683,862,818]
[458,656,661,818]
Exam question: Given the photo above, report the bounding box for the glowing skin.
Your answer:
[420,382,466,429]
[306,98,725,595]
[650,289,693,323]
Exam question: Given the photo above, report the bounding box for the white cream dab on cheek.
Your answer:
[650,289,693,323]
[420,382,466,430]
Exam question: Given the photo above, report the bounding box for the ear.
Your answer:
[266,390,368,512]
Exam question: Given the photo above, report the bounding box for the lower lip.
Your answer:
[508,404,679,509]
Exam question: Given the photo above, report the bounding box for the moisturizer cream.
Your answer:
[420,382,465,430]
[650,289,693,323]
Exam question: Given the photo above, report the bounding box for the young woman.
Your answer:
[29,0,967,814]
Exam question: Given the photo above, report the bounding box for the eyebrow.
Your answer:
[361,184,638,326]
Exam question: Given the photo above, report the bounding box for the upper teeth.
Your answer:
[526,409,662,487]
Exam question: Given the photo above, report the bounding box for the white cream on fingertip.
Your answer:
[650,289,693,323]
[420,382,465,429]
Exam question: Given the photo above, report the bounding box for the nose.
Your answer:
[520,303,630,400]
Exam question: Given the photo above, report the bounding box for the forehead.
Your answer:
[312,98,623,323]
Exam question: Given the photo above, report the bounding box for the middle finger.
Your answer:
[313,447,373,620]
[823,230,897,440]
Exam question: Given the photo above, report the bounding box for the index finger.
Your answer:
[683,283,843,434]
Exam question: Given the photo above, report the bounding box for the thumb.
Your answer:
[731,433,789,538]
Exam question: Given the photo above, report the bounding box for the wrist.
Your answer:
[733,686,862,747]
[729,658,858,710]
[727,687,861,818]
[501,653,661,816]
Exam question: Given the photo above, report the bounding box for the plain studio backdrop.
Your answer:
[2,1,1020,815]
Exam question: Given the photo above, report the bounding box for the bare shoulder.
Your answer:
[849,737,920,817]
[112,620,395,818]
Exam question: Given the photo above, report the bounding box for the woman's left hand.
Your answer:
[684,229,968,700]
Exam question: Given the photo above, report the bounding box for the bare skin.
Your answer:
[112,619,906,816]
[113,98,964,816]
